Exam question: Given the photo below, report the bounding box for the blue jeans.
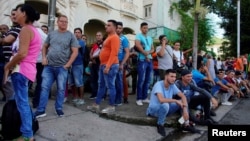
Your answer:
[37,66,68,112]
[69,64,84,87]
[11,73,33,138]
[115,69,123,104]
[136,60,153,100]
[146,103,181,125]
[95,64,119,106]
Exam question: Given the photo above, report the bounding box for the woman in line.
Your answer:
[4,4,41,141]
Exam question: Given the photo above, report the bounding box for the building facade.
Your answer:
[0,0,181,45]
[143,0,181,42]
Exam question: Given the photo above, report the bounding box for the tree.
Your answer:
[169,0,214,68]
[203,0,250,57]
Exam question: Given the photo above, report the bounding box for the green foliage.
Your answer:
[202,0,250,57]
[169,1,214,52]
[219,40,231,59]
[179,0,193,12]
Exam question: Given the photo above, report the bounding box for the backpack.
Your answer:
[0,100,39,140]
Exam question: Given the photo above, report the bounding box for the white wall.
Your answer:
[73,0,144,34]
[143,0,181,30]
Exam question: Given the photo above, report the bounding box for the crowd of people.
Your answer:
[1,3,250,140]
[146,32,250,136]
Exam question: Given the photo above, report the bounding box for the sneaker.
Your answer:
[13,136,35,141]
[157,124,166,136]
[34,111,46,119]
[182,125,201,134]
[101,106,115,114]
[55,110,64,117]
[89,95,96,99]
[142,99,150,103]
[87,104,100,113]
[72,98,78,103]
[221,101,232,106]
[136,100,143,106]
[114,103,122,106]
[76,99,85,105]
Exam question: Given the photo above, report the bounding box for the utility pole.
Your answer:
[48,0,56,32]
[237,0,240,58]
[192,0,200,69]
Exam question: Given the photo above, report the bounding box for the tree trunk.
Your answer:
[192,13,199,69]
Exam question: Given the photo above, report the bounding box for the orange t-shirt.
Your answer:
[235,58,243,71]
[152,52,158,69]
[99,33,120,68]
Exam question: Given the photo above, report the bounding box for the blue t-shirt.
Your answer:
[148,81,180,108]
[118,35,129,61]
[72,39,85,65]
[135,33,153,60]
[175,80,197,102]
[192,69,205,84]
[211,77,228,95]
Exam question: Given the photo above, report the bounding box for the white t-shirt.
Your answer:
[36,28,47,63]
[216,60,222,69]
[173,50,184,67]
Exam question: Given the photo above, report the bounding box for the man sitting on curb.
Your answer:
[175,69,219,125]
[192,65,215,92]
[224,70,246,99]
[211,69,235,106]
[146,69,199,137]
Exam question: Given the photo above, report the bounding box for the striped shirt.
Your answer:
[1,25,21,62]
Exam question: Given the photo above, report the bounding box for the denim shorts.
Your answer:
[69,64,84,87]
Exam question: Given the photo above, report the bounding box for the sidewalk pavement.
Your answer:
[0,90,241,140]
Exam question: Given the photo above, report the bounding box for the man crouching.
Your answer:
[146,69,199,137]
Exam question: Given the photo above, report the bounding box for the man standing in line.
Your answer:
[34,15,79,118]
[69,27,85,105]
[0,24,9,36]
[87,19,120,114]
[0,9,21,101]
[41,25,48,34]
[31,22,48,108]
[135,22,154,106]
[156,35,173,80]
[88,31,103,99]
[115,21,130,105]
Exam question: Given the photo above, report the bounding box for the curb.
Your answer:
[99,112,180,127]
